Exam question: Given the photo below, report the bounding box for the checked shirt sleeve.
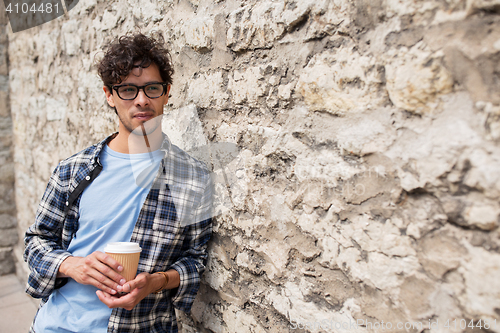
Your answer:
[169,171,213,312]
[24,164,73,299]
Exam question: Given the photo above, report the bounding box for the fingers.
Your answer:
[84,270,123,295]
[85,252,126,293]
[96,289,138,311]
[65,252,126,295]
[96,290,122,308]
[122,273,148,293]
[97,273,152,311]
[92,252,125,282]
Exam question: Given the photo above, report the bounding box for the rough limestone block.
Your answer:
[417,230,468,279]
[386,93,483,191]
[204,254,230,291]
[463,202,500,231]
[0,228,18,247]
[398,275,436,318]
[459,244,500,318]
[130,0,162,25]
[0,214,16,229]
[342,172,396,204]
[0,248,15,275]
[296,48,384,115]
[0,6,7,25]
[0,45,7,76]
[162,104,208,152]
[0,115,12,132]
[329,110,397,156]
[0,74,7,92]
[184,17,214,52]
[467,0,500,13]
[443,45,500,105]
[384,0,442,18]
[0,162,14,183]
[228,67,267,106]
[267,281,359,329]
[222,304,266,333]
[61,19,81,56]
[340,248,421,290]
[226,2,285,52]
[461,148,500,199]
[385,43,454,114]
[186,71,229,108]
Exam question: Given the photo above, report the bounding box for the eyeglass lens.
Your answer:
[117,84,164,100]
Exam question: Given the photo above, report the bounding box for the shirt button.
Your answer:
[65,201,69,206]
[85,176,90,180]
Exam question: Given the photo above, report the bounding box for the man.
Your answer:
[24,33,213,332]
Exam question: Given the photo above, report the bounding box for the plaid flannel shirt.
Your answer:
[24,133,213,333]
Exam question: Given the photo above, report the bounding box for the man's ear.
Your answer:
[103,86,115,108]
[164,85,171,105]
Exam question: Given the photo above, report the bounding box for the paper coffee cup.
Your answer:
[104,242,142,281]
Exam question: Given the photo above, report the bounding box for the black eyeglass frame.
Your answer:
[111,82,169,100]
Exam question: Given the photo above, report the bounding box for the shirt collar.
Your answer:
[90,132,172,166]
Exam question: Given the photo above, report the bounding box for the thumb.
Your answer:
[123,274,146,292]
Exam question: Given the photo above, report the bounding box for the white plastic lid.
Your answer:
[104,242,142,254]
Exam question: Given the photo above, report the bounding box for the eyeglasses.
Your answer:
[112,83,169,100]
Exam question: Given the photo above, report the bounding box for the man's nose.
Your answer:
[134,89,150,106]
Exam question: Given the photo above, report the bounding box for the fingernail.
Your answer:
[120,279,126,285]
[116,285,122,291]
[111,289,116,294]
[117,266,123,271]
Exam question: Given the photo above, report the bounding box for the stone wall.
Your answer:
[0,5,17,276]
[8,0,500,332]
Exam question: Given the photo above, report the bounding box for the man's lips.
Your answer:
[133,112,154,120]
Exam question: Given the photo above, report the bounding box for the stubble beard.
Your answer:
[120,112,162,137]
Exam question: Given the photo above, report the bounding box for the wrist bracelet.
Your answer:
[153,271,169,294]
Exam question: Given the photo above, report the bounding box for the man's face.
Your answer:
[103,63,170,136]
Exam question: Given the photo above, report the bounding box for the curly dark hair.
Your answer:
[97,33,174,90]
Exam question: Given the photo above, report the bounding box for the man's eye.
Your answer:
[147,85,160,91]
[122,87,136,92]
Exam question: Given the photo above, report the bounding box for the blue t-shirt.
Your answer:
[34,144,163,332]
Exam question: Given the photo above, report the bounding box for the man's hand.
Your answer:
[96,269,180,311]
[58,252,126,295]
[96,272,160,311]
